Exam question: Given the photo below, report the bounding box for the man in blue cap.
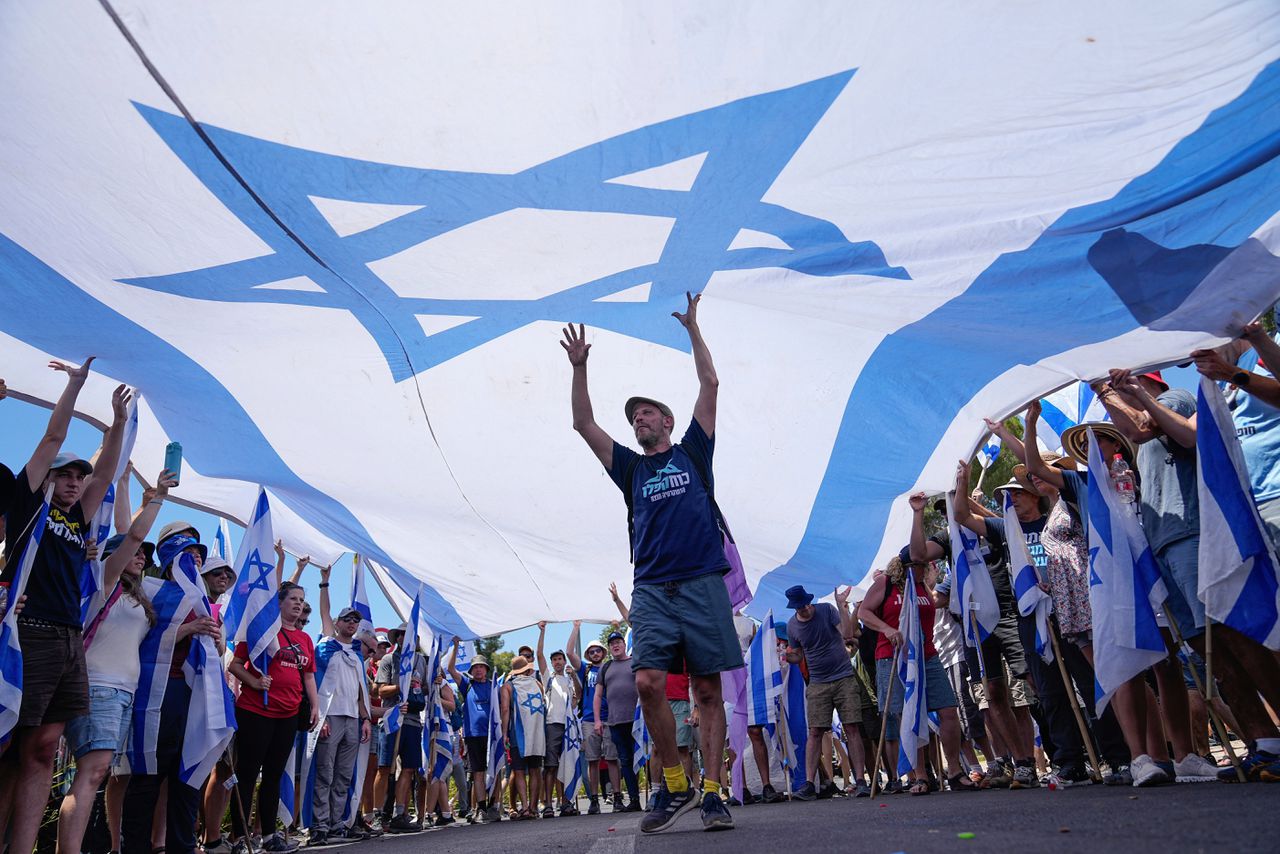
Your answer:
[560,292,739,834]
[784,584,867,800]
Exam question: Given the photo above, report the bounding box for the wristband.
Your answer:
[1232,370,1252,387]
[148,499,164,506]
[318,582,329,588]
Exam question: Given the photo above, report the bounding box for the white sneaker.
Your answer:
[1173,754,1220,783]
[1130,754,1170,788]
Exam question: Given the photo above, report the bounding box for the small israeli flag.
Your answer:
[896,566,929,776]
[977,434,1002,470]
[1004,492,1054,664]
[945,493,1000,647]
[227,488,280,705]
[0,483,54,744]
[558,699,584,803]
[746,611,783,728]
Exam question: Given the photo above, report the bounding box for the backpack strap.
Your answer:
[621,455,642,562]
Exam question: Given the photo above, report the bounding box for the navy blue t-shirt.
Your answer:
[578,661,607,723]
[608,418,727,585]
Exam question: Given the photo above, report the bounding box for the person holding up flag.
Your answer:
[447,637,496,822]
[536,621,581,816]
[375,614,427,833]
[0,359,132,854]
[565,622,619,815]
[859,558,969,795]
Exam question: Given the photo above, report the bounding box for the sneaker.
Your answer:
[559,803,580,816]
[230,841,252,854]
[484,805,503,823]
[1010,764,1040,789]
[725,796,742,807]
[854,780,871,798]
[761,784,785,804]
[611,793,626,813]
[639,784,699,834]
[884,778,905,795]
[816,781,839,799]
[1104,765,1132,786]
[1044,763,1092,788]
[980,763,1012,789]
[388,814,421,833]
[205,839,234,854]
[625,798,643,812]
[262,833,301,853]
[699,792,734,831]
[740,789,758,806]
[1131,754,1171,788]
[305,830,328,847]
[792,781,817,801]
[435,815,456,827]
[1218,750,1280,782]
[586,797,600,815]
[1155,759,1177,783]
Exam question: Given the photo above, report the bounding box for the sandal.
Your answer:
[948,773,979,792]
[909,779,931,796]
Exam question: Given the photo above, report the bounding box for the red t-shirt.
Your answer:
[235,627,316,719]
[665,672,691,701]
[874,581,938,660]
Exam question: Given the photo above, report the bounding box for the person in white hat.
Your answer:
[560,292,739,834]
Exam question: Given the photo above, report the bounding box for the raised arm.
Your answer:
[447,637,463,683]
[81,384,132,518]
[318,563,335,638]
[1094,374,1157,443]
[907,492,946,563]
[25,357,95,491]
[981,416,1026,463]
[536,620,549,675]
[609,582,629,623]
[114,467,132,533]
[673,292,718,437]
[274,539,286,588]
[566,620,583,670]
[1193,325,1280,408]
[102,468,176,592]
[1021,400,1065,490]
[561,323,614,469]
[1113,370,1197,449]
[952,461,988,537]
[289,554,309,586]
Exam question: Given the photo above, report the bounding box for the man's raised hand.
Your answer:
[49,356,95,383]
[560,323,590,366]
[907,491,928,513]
[110,384,132,423]
[671,291,701,329]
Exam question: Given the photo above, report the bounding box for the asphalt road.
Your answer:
[322,782,1276,854]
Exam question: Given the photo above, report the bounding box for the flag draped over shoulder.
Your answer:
[946,493,1000,649]
[1196,377,1280,649]
[79,396,138,624]
[126,574,199,774]
[172,552,236,786]
[896,567,928,776]
[1086,429,1168,712]
[0,483,54,744]
[1005,493,1054,664]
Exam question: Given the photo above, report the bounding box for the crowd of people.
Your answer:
[0,300,1277,852]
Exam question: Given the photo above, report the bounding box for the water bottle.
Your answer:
[1110,454,1136,504]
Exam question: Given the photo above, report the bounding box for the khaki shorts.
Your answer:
[805,674,862,730]
[584,724,618,761]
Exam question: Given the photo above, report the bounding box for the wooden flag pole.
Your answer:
[1168,613,1244,782]
[868,642,904,797]
[1045,618,1103,782]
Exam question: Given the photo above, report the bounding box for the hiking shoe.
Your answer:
[611,793,626,813]
[262,833,300,853]
[388,814,421,833]
[204,839,234,854]
[1174,753,1219,783]
[305,830,328,847]
[700,792,734,831]
[980,763,1012,789]
[1010,764,1040,789]
[434,815,455,827]
[1044,763,1092,788]
[740,789,758,805]
[1131,755,1170,787]
[639,784,699,834]
[587,797,600,815]
[816,781,839,799]
[792,781,817,801]
[854,780,871,798]
[761,784,785,804]
[1219,750,1280,782]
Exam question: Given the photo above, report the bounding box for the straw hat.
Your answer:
[508,655,535,677]
[1060,422,1136,466]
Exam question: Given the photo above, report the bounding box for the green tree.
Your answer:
[596,621,627,644]
[489,650,514,676]
[475,635,504,663]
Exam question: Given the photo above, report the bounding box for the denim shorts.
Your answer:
[629,571,743,676]
[1155,535,1204,636]
[65,685,133,759]
[875,655,956,743]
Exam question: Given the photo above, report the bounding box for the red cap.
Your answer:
[1140,370,1168,390]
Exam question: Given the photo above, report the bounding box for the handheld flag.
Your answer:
[778,662,808,792]
[945,493,1000,647]
[1086,428,1169,712]
[0,483,55,744]
[1196,377,1280,649]
[746,612,783,728]
[385,586,424,734]
[485,673,507,794]
[226,488,279,705]
[351,554,376,639]
[896,567,929,776]
[213,517,233,561]
[558,698,584,803]
[977,434,1002,470]
[1004,492,1054,664]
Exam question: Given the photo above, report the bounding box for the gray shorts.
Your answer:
[544,722,565,767]
[670,699,695,749]
[584,724,618,762]
[1155,535,1204,636]
[1259,496,1280,550]
[629,572,743,676]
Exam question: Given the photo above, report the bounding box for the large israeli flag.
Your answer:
[1004,492,1054,664]
[3,2,1280,634]
[945,494,1000,648]
[1086,429,1169,712]
[0,484,54,745]
[1196,378,1280,649]
[896,567,928,776]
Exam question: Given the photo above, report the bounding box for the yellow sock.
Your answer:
[703,778,722,796]
[663,766,688,793]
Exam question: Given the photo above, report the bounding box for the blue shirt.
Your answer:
[458,674,493,738]
[609,418,727,585]
[1231,342,1280,504]
[578,661,606,723]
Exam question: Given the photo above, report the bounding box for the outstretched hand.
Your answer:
[560,323,590,366]
[1025,399,1041,421]
[834,585,852,609]
[49,356,95,382]
[907,491,928,513]
[671,291,701,329]
[111,384,132,423]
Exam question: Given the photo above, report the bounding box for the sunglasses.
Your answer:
[204,568,235,579]
[339,614,361,623]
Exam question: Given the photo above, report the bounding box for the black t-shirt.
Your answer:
[904,517,1023,618]
[2,466,88,627]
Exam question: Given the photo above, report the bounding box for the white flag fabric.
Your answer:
[977,435,1002,470]
[1034,383,1109,454]
[0,484,54,745]
[3,3,1280,633]
[213,517,234,562]
[1086,429,1169,712]
[350,554,376,639]
[1196,377,1280,649]
[945,494,1000,648]
[1004,493,1054,664]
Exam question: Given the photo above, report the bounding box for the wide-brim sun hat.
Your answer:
[508,655,535,676]
[1061,422,1136,466]
[584,640,607,656]
[157,520,200,547]
[785,585,814,609]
